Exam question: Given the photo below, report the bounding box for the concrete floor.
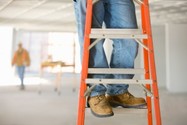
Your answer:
[0,73,187,125]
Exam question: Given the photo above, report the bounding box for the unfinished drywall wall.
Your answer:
[166,24,187,92]
[0,26,14,84]
[152,25,166,88]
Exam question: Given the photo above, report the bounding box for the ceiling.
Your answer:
[0,0,187,32]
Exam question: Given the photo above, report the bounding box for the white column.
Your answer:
[0,26,14,85]
[166,24,187,92]
[152,25,166,88]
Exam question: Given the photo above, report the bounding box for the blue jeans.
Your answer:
[17,66,25,86]
[74,0,138,97]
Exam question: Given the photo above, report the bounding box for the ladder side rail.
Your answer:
[141,0,162,125]
[141,1,153,125]
[77,0,93,125]
[142,26,153,125]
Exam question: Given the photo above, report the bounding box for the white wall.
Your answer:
[166,24,187,92]
[152,25,166,87]
[0,26,14,84]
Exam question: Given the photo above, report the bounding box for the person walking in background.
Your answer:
[12,43,30,90]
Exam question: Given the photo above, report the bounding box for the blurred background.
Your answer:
[0,0,187,125]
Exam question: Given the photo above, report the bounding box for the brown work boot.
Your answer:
[88,95,114,117]
[106,91,146,108]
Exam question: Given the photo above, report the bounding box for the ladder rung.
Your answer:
[133,0,144,5]
[91,29,142,34]
[86,108,147,114]
[88,68,145,74]
[90,29,148,39]
[85,79,152,84]
[113,108,147,114]
[90,34,147,39]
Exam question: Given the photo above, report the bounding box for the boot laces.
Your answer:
[124,91,135,99]
[94,95,106,106]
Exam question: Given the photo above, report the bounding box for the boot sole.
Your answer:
[90,109,114,118]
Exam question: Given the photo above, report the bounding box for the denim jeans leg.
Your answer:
[73,0,86,55]
[73,0,108,97]
[17,66,25,86]
[104,0,139,95]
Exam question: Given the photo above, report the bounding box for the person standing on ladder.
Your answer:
[73,0,146,117]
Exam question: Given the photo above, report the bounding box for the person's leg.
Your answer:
[73,0,113,117]
[104,0,138,95]
[17,66,25,89]
[104,0,146,107]
[73,0,86,52]
[20,66,25,87]
[73,0,109,97]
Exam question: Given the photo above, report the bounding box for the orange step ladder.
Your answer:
[77,0,162,125]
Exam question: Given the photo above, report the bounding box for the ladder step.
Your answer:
[91,29,142,34]
[88,68,145,74]
[85,79,152,84]
[86,108,147,114]
[133,0,144,5]
[113,108,147,114]
[90,29,148,39]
